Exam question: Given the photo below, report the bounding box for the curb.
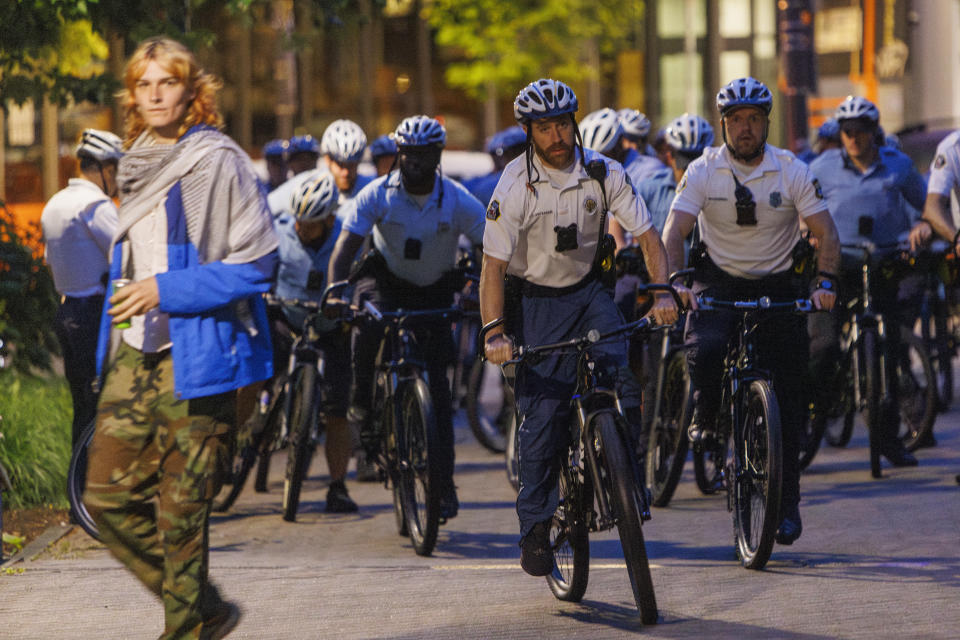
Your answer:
[1,524,74,569]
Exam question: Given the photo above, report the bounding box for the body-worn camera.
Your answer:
[734,181,757,226]
[555,223,579,252]
[404,237,422,260]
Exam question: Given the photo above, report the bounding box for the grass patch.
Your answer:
[0,374,71,509]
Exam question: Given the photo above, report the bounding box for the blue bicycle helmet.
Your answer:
[716,77,773,117]
[263,138,288,159]
[834,96,880,123]
[394,115,446,148]
[513,79,579,124]
[76,129,123,162]
[291,171,339,222]
[817,118,840,142]
[665,113,715,154]
[485,126,527,156]
[369,134,398,160]
[288,134,320,155]
[618,108,652,141]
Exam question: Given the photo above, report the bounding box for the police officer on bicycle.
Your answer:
[480,78,678,577]
[662,77,840,545]
[328,115,486,520]
[808,96,929,466]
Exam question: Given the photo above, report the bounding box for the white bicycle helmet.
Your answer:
[321,119,367,164]
[76,129,123,162]
[579,108,624,154]
[513,78,579,124]
[834,96,880,123]
[291,171,339,222]
[618,108,651,140]
[716,77,773,116]
[665,113,715,154]
[394,115,446,148]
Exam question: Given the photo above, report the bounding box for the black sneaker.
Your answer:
[325,481,359,513]
[519,520,554,577]
[201,601,242,640]
[775,504,803,545]
[881,444,918,468]
[439,486,459,522]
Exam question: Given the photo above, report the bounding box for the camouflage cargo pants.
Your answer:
[84,342,235,640]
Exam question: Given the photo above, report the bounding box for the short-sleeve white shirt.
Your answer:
[339,171,486,286]
[669,143,828,278]
[483,148,653,288]
[927,129,960,200]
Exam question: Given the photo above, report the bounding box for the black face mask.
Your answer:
[398,146,441,191]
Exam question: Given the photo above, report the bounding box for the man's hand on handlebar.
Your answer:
[810,288,836,311]
[322,297,350,319]
[647,292,680,326]
[484,333,515,365]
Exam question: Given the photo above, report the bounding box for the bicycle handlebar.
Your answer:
[697,296,813,313]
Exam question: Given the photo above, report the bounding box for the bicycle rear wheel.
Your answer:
[693,429,728,495]
[466,359,513,453]
[596,413,658,624]
[282,365,318,522]
[67,420,100,540]
[733,379,782,570]
[398,377,441,556]
[546,459,589,602]
[646,349,692,506]
[215,387,285,512]
[897,328,937,452]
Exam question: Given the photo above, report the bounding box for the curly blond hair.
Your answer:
[118,37,224,146]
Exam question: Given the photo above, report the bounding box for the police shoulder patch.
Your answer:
[934,154,947,169]
[486,199,501,221]
[812,178,824,199]
[676,174,688,194]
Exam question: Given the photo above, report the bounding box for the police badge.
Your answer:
[486,200,501,221]
[769,191,782,208]
[583,196,598,214]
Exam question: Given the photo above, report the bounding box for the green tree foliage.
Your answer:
[0,204,59,375]
[424,0,645,100]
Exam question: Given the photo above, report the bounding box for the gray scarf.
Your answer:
[115,126,277,268]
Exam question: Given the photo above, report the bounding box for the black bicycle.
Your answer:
[695,295,811,570]
[336,282,466,557]
[818,243,937,477]
[480,314,660,623]
[67,419,99,540]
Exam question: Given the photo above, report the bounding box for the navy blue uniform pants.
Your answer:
[514,280,643,538]
[55,294,104,449]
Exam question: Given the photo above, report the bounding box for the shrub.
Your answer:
[0,374,72,509]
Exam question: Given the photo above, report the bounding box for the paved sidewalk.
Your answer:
[3,409,959,639]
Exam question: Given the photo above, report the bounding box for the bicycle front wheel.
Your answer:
[897,327,937,451]
[546,458,590,602]
[67,420,100,540]
[398,377,441,556]
[505,408,520,493]
[733,379,782,570]
[596,413,658,624]
[282,365,318,522]
[646,349,692,507]
[861,328,883,479]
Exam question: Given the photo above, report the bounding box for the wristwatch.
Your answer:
[814,278,835,292]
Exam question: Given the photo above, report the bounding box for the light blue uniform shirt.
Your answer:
[464,170,502,208]
[636,166,676,234]
[340,170,486,286]
[809,147,926,245]
[274,213,342,330]
[624,147,666,186]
